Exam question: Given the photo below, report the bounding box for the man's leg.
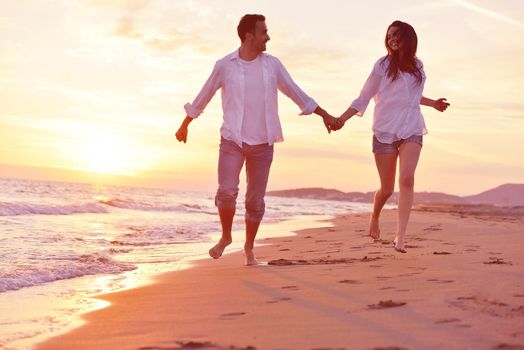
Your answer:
[244,144,273,265]
[395,141,422,252]
[209,139,244,259]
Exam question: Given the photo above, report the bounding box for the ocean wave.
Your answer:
[97,197,212,213]
[0,202,108,216]
[0,198,215,217]
[110,225,207,247]
[0,252,136,293]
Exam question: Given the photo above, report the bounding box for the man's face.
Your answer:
[250,21,270,52]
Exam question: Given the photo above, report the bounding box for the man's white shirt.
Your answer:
[184,49,318,147]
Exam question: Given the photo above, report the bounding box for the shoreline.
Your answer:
[36,206,523,350]
[5,214,337,350]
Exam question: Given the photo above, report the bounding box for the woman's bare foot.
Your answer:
[393,236,407,253]
[369,215,380,240]
[209,238,232,259]
[244,248,259,266]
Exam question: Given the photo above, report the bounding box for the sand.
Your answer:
[36,205,524,350]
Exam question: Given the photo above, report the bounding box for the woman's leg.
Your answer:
[370,152,398,239]
[395,142,422,251]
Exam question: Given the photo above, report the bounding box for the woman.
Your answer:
[334,20,449,253]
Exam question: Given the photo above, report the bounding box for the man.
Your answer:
[175,14,336,265]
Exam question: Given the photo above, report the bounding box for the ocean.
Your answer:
[0,178,372,349]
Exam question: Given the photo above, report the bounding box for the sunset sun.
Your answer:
[82,135,135,175]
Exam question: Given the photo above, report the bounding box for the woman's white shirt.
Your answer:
[350,56,427,143]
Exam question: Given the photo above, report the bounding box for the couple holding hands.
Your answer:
[176,14,450,265]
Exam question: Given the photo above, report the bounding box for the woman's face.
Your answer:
[387,26,401,51]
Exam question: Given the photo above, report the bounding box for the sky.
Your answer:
[0,0,523,195]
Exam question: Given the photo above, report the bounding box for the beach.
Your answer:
[35,205,524,350]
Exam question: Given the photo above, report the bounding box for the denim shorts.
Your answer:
[372,135,423,154]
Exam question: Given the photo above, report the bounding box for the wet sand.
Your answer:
[37,205,524,350]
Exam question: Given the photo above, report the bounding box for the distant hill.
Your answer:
[267,183,524,206]
[463,184,524,206]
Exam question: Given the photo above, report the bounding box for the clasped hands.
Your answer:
[322,115,348,133]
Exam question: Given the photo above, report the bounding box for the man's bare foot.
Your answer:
[393,236,407,253]
[209,238,232,259]
[369,216,380,240]
[244,248,259,266]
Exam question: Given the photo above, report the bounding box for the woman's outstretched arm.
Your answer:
[421,96,450,112]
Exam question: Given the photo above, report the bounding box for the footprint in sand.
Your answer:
[279,248,290,251]
[376,276,392,280]
[338,279,361,284]
[266,297,292,304]
[361,256,383,262]
[147,341,214,350]
[492,344,524,350]
[424,225,443,231]
[450,296,523,317]
[379,286,395,290]
[268,259,294,265]
[427,279,454,283]
[371,347,409,350]
[435,318,461,324]
[368,300,406,309]
[484,257,512,265]
[219,312,246,320]
[433,251,452,255]
[281,285,300,291]
[408,266,427,271]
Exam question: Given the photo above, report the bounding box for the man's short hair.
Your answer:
[237,14,265,42]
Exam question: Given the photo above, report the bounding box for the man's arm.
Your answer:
[176,62,222,143]
[175,116,193,143]
[275,58,335,133]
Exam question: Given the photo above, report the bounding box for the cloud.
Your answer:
[452,0,524,28]
[88,0,151,12]
[113,17,216,53]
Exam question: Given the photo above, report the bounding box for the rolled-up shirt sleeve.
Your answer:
[275,58,318,115]
[350,59,384,117]
[184,61,222,119]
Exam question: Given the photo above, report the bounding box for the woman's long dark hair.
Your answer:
[382,20,423,84]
